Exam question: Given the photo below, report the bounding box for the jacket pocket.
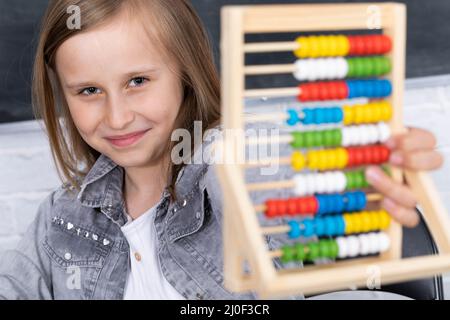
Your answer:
[43,217,112,268]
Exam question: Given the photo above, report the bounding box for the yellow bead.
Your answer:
[328,36,338,56]
[379,210,391,229]
[343,105,353,125]
[354,105,365,124]
[360,212,372,232]
[344,213,354,234]
[352,214,362,233]
[380,101,393,121]
[335,148,348,169]
[370,211,380,230]
[318,35,329,56]
[291,151,306,171]
[309,36,320,58]
[295,37,308,58]
[326,150,337,170]
[371,102,382,123]
[336,35,350,56]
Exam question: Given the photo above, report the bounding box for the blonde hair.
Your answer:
[32,0,220,199]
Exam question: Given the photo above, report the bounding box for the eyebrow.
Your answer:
[64,67,160,89]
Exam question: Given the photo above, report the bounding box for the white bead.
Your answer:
[377,122,391,142]
[378,232,391,252]
[336,237,348,258]
[64,252,72,260]
[335,171,347,192]
[367,233,380,254]
[293,174,307,196]
[359,234,371,255]
[341,127,352,146]
[315,173,327,193]
[347,236,360,257]
[305,174,316,194]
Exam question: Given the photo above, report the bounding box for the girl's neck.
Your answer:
[122,155,170,220]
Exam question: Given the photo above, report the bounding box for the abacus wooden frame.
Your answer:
[216,2,450,299]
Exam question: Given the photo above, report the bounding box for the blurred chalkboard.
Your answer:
[1,0,450,123]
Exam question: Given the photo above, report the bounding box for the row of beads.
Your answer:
[287,210,391,238]
[286,101,392,126]
[291,145,390,171]
[265,191,367,218]
[290,123,391,148]
[294,35,392,58]
[280,232,390,263]
[298,80,392,102]
[292,169,373,196]
[293,56,391,81]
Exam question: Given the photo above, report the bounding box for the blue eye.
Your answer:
[129,77,149,87]
[79,87,101,96]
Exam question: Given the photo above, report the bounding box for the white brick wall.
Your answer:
[1,74,450,298]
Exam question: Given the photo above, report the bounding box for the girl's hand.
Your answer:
[365,128,443,227]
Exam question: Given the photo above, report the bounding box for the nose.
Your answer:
[104,92,134,130]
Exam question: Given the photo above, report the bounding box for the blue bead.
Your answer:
[315,217,326,236]
[287,109,299,126]
[302,108,313,124]
[302,218,315,237]
[355,191,367,210]
[334,107,344,123]
[335,215,346,235]
[333,194,345,213]
[315,108,325,124]
[382,79,392,96]
[344,192,356,212]
[324,216,336,236]
[347,81,355,98]
[287,220,301,239]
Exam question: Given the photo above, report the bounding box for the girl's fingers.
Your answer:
[365,166,417,208]
[386,127,437,152]
[381,198,420,228]
[389,149,443,170]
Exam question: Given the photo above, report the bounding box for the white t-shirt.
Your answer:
[121,204,185,300]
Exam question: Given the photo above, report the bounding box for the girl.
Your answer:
[0,0,443,300]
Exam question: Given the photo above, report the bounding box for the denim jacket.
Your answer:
[0,132,295,300]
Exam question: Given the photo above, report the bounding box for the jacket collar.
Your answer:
[76,152,209,227]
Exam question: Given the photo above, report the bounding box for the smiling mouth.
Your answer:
[105,129,150,148]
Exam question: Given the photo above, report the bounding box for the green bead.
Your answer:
[319,240,331,258]
[295,243,306,261]
[354,58,363,77]
[306,242,320,261]
[345,171,354,189]
[334,129,342,146]
[314,131,323,147]
[281,245,295,263]
[305,131,315,147]
[290,132,304,148]
[362,58,372,77]
[354,171,365,188]
[329,240,339,259]
[347,58,355,77]
[382,57,392,74]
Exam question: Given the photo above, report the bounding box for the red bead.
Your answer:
[363,146,374,164]
[309,197,319,214]
[297,197,308,214]
[380,35,392,53]
[265,200,278,218]
[277,200,288,216]
[287,198,297,215]
[379,145,390,163]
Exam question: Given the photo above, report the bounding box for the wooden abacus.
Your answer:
[216,2,450,299]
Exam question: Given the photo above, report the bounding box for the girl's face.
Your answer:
[55,11,183,169]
